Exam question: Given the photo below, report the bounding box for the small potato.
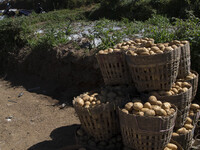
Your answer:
[155,108,167,116]
[96,100,101,105]
[186,75,194,80]
[85,101,91,105]
[144,109,156,116]
[156,101,162,106]
[141,108,150,112]
[125,102,134,111]
[133,102,143,111]
[191,103,200,110]
[108,48,114,53]
[176,82,182,87]
[166,143,178,150]
[82,95,90,101]
[182,82,191,88]
[144,102,152,109]
[149,50,156,55]
[148,96,158,105]
[171,45,178,49]
[155,50,163,54]
[184,124,194,130]
[91,101,96,105]
[113,48,121,53]
[185,117,192,124]
[152,105,161,111]
[151,46,160,52]
[136,111,144,116]
[162,102,171,109]
[75,97,85,107]
[89,97,94,102]
[171,88,178,94]
[84,104,90,109]
[122,109,129,114]
[164,47,174,52]
[177,127,188,134]
[181,40,189,44]
[98,50,107,54]
[172,132,179,137]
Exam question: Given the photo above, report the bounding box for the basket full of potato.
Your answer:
[118,96,177,150]
[164,140,183,150]
[96,38,154,85]
[178,70,199,100]
[150,81,192,128]
[125,41,181,92]
[172,117,195,150]
[73,86,130,141]
[188,103,200,125]
[170,40,191,78]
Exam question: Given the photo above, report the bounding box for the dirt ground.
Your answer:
[0,78,80,150]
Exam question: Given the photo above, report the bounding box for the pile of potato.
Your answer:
[164,143,178,150]
[172,117,194,136]
[121,96,175,117]
[98,38,154,54]
[189,103,200,117]
[76,128,122,149]
[178,72,197,81]
[73,86,129,109]
[126,40,188,56]
[150,81,191,97]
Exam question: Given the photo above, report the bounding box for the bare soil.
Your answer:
[0,78,80,150]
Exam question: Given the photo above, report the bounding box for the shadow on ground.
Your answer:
[28,124,80,150]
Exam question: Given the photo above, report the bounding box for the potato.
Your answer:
[151,46,160,52]
[133,102,143,111]
[172,132,179,137]
[189,110,195,116]
[125,102,134,111]
[144,102,152,109]
[171,45,178,49]
[176,82,182,87]
[181,40,188,44]
[185,117,192,124]
[136,111,144,116]
[108,48,114,53]
[164,47,174,52]
[156,101,162,106]
[171,88,178,94]
[184,124,194,130]
[155,108,167,116]
[91,101,96,105]
[191,103,200,110]
[122,109,129,114]
[144,110,156,116]
[141,108,150,112]
[177,127,188,134]
[75,97,85,107]
[162,102,171,109]
[113,49,121,53]
[157,44,165,50]
[127,50,135,56]
[166,143,178,150]
[155,50,163,54]
[152,105,161,111]
[149,51,156,55]
[148,96,158,105]
[186,75,194,80]
[99,50,106,54]
[96,100,101,105]
[82,95,90,101]
[85,101,91,105]
[84,104,90,109]
[182,82,191,88]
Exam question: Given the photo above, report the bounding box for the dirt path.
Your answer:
[0,79,80,150]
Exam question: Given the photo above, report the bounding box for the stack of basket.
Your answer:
[73,38,199,150]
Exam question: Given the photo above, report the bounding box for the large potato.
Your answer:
[143,102,152,109]
[166,143,178,150]
[125,102,134,111]
[184,124,193,130]
[133,102,143,111]
[177,127,188,134]
[185,117,192,124]
[144,110,156,116]
[148,96,157,105]
[191,103,200,110]
[75,97,85,107]
[155,108,167,116]
[162,102,171,109]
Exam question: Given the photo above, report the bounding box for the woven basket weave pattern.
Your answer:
[126,47,181,92]
[96,53,131,85]
[74,103,120,141]
[119,105,177,150]
[178,43,191,78]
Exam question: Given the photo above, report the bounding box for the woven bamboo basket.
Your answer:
[126,47,181,92]
[156,85,192,128]
[190,110,200,125]
[172,126,195,150]
[74,99,124,141]
[96,52,132,85]
[186,70,199,100]
[177,42,191,78]
[118,105,177,150]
